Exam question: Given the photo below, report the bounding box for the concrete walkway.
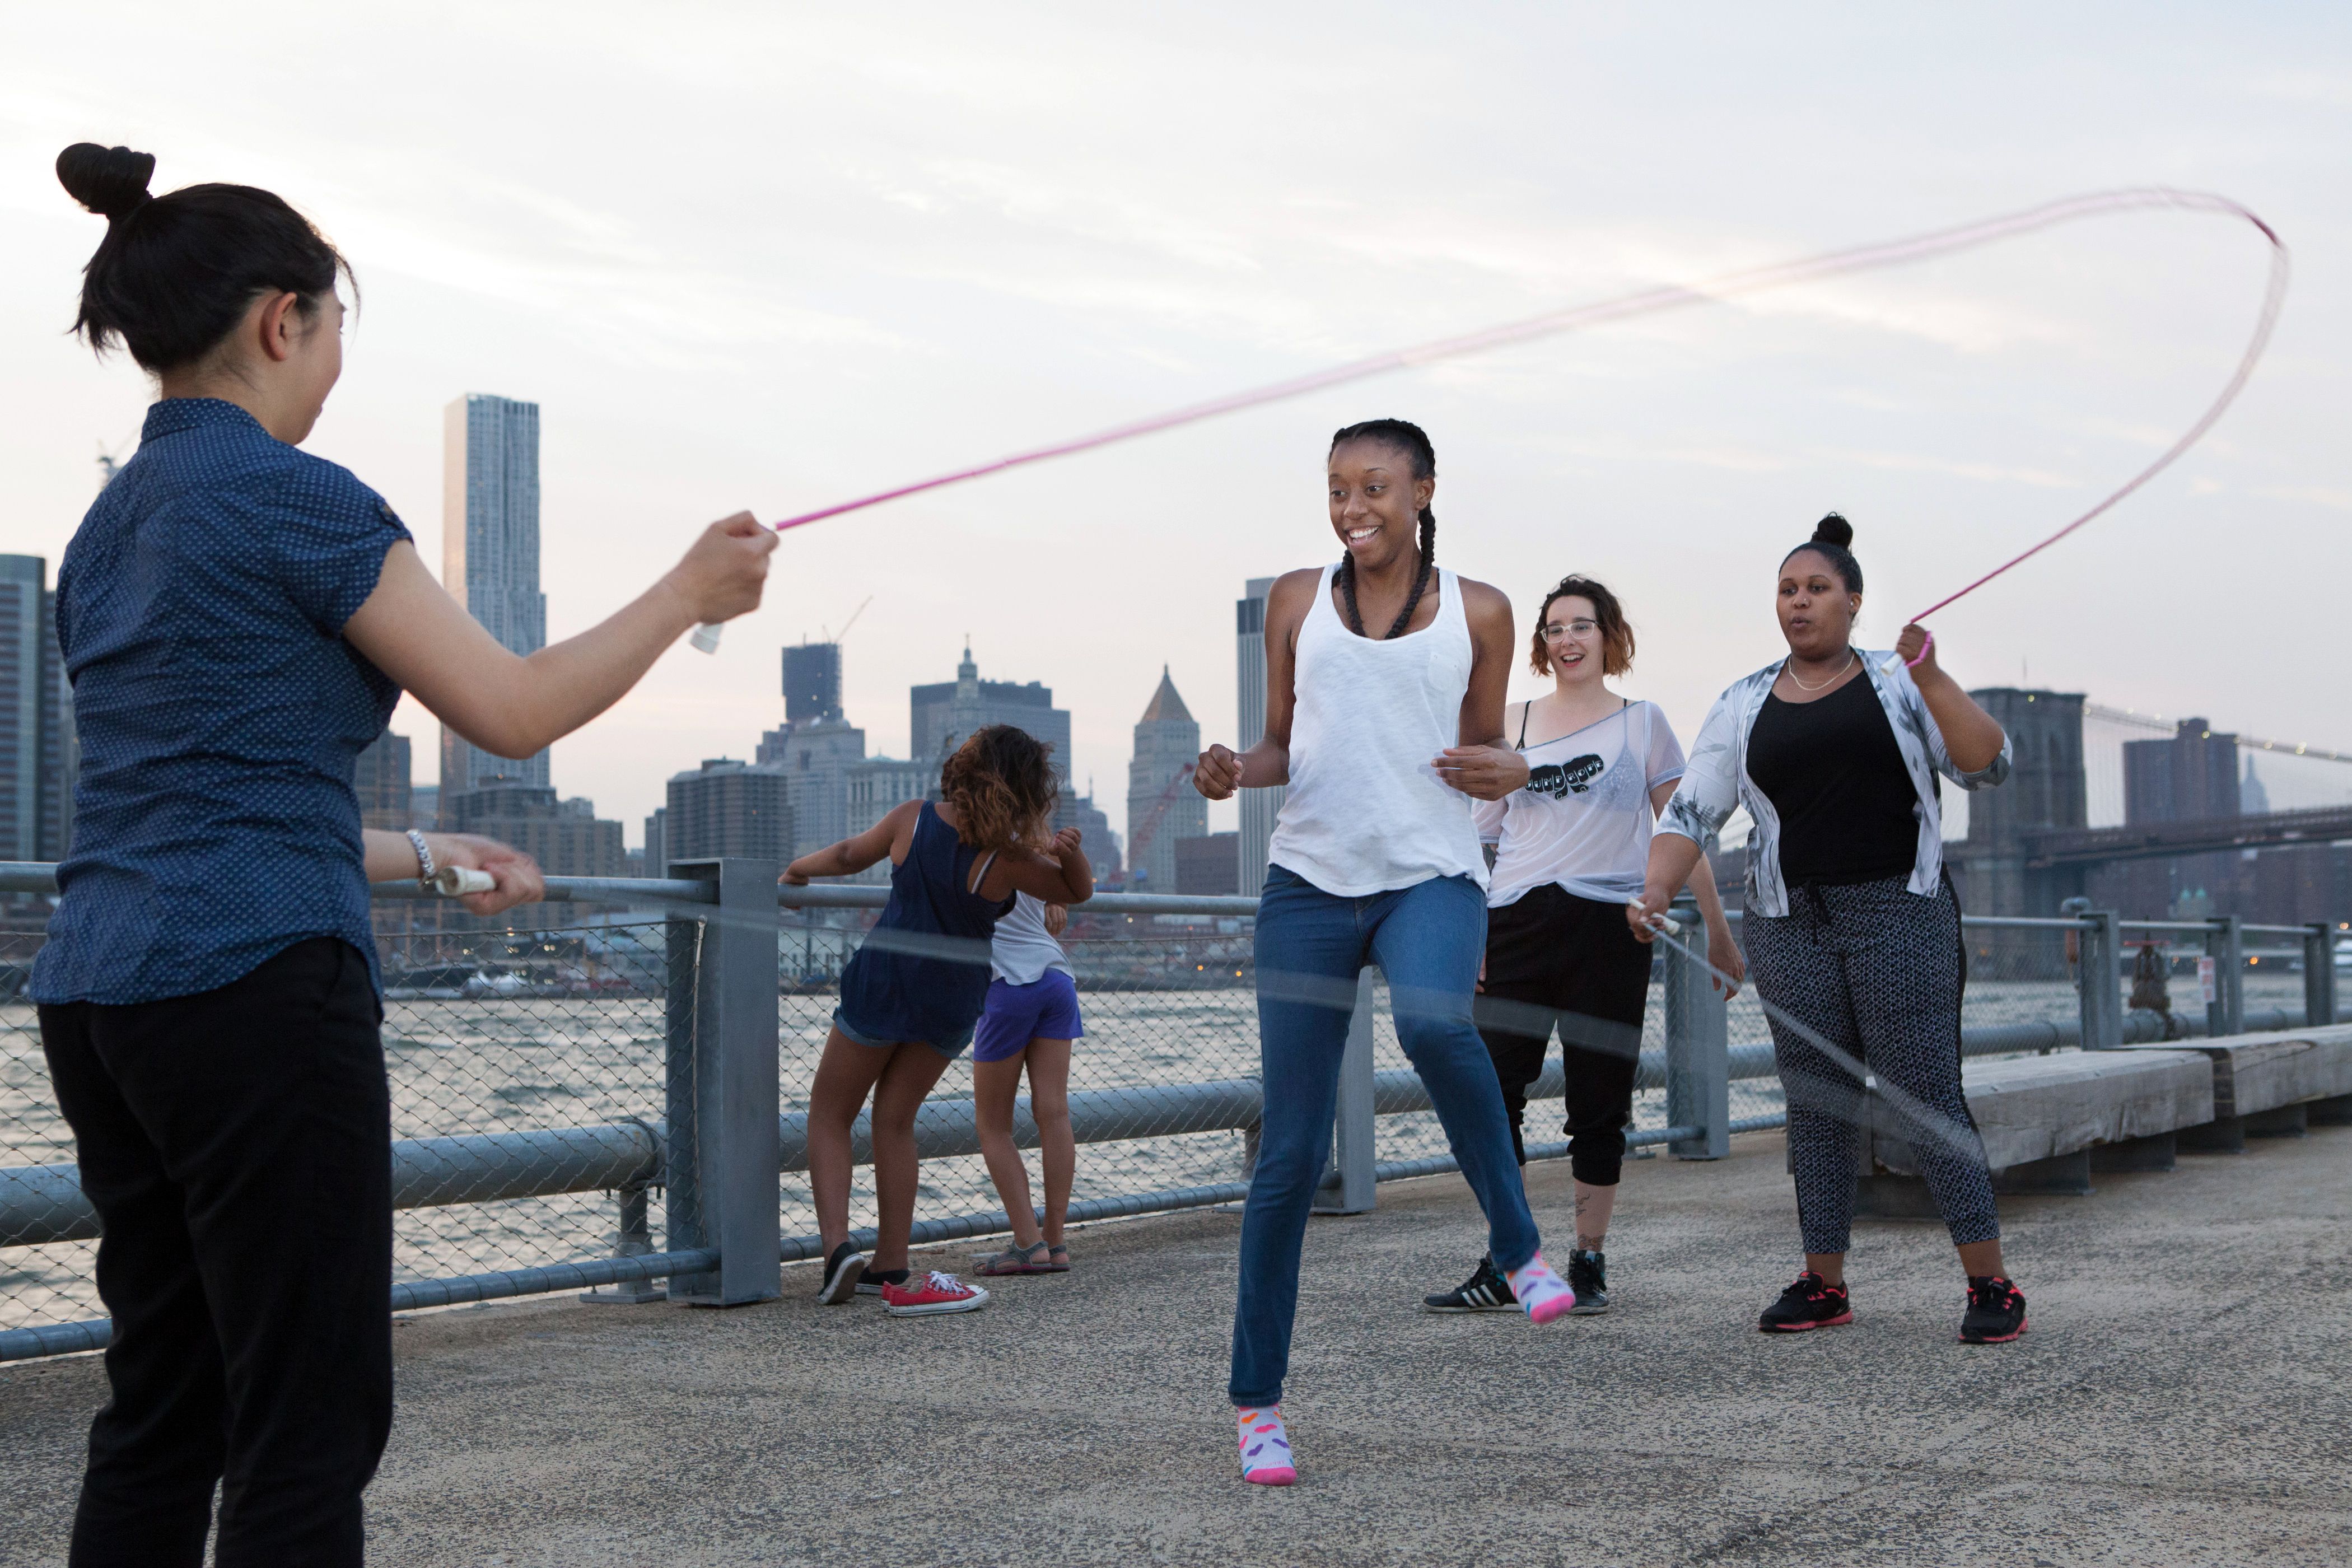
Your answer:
[4,1122,2349,1566]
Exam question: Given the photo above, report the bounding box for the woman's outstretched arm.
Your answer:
[362,828,545,916]
[783,801,920,884]
[345,516,775,763]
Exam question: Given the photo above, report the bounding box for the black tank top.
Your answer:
[1747,672,1918,886]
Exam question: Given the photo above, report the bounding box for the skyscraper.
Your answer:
[1235,577,1285,898]
[910,645,1072,789]
[1128,666,1206,892]
[0,556,73,861]
[757,716,868,862]
[666,758,794,865]
[441,783,626,877]
[440,394,549,798]
[782,641,843,723]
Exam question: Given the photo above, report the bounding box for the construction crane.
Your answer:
[1123,762,1198,886]
[822,595,873,645]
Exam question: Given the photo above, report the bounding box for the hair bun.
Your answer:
[1812,512,1854,548]
[57,143,156,221]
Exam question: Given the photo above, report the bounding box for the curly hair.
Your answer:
[1529,574,1636,678]
[939,725,1060,853]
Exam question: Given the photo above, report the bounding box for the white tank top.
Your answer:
[990,892,1071,986]
[1266,564,1489,896]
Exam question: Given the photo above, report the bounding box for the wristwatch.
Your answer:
[406,828,437,890]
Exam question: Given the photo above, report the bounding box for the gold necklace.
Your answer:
[1784,649,1855,693]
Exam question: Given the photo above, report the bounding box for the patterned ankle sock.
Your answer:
[1236,1405,1296,1485]
[1507,1253,1576,1324]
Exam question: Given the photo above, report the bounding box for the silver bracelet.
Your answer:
[405,828,437,889]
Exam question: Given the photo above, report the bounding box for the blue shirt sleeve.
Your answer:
[261,460,412,634]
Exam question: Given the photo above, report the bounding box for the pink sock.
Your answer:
[1508,1253,1576,1324]
[1236,1406,1296,1486]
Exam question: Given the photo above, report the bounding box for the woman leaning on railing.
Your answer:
[31,143,773,1566]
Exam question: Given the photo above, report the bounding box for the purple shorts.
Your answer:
[972,969,1084,1063]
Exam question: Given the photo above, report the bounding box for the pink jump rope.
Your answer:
[693,188,2287,659]
[678,194,2287,1152]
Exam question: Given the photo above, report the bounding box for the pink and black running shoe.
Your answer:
[1758,1270,1854,1332]
[1959,1276,2027,1343]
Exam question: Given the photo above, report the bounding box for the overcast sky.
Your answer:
[3,3,2345,846]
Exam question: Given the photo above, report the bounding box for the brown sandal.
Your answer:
[977,1241,1053,1276]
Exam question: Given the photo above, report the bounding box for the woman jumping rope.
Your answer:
[783,725,1093,1316]
[1195,418,1576,1487]
[1422,575,1743,1317]
[1631,514,2028,1345]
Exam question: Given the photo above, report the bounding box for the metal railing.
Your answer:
[1,857,2339,1360]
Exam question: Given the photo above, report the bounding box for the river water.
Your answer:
[1,942,2309,1333]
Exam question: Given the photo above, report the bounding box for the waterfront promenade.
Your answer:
[3,1123,2346,1565]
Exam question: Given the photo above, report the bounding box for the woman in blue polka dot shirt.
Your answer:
[34,144,776,1566]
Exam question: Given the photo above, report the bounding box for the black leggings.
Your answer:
[39,938,393,1568]
[1745,874,1999,1256]
[1474,884,1654,1187]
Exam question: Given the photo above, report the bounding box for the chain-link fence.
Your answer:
[780,908,1263,1245]
[376,915,685,1295]
[1,925,92,1335]
[5,878,2338,1355]
[1,909,701,1343]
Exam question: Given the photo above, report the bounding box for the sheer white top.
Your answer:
[1473,698,1686,909]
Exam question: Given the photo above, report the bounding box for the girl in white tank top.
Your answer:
[1192,419,1575,1487]
[1267,563,1490,895]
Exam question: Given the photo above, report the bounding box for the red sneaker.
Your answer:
[881,1270,991,1317]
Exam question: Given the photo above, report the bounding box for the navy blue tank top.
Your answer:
[838,802,1016,1045]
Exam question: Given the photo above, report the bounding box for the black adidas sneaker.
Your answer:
[1422,1255,1516,1313]
[1566,1249,1609,1314]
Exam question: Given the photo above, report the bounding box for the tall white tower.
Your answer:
[440,394,549,799]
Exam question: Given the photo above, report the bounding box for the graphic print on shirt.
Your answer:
[1526,754,1606,798]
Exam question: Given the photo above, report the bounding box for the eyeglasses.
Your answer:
[1540,619,1599,641]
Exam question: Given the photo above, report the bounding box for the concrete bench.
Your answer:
[1851,1047,2215,1214]
[2101,1023,2352,1152]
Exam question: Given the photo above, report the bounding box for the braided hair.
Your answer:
[1329,418,1436,639]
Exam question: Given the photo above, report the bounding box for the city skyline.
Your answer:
[4,8,2348,850]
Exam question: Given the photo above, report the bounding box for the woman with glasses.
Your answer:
[1421,576,1742,1318]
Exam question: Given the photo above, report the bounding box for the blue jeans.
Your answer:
[1229,866,1542,1407]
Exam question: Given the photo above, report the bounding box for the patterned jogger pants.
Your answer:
[1744,872,2000,1256]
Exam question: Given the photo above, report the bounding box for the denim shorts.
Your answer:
[971,969,1084,1063]
[832,1007,976,1061]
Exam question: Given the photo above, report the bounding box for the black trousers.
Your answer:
[1474,885,1654,1187]
[38,938,393,1568]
